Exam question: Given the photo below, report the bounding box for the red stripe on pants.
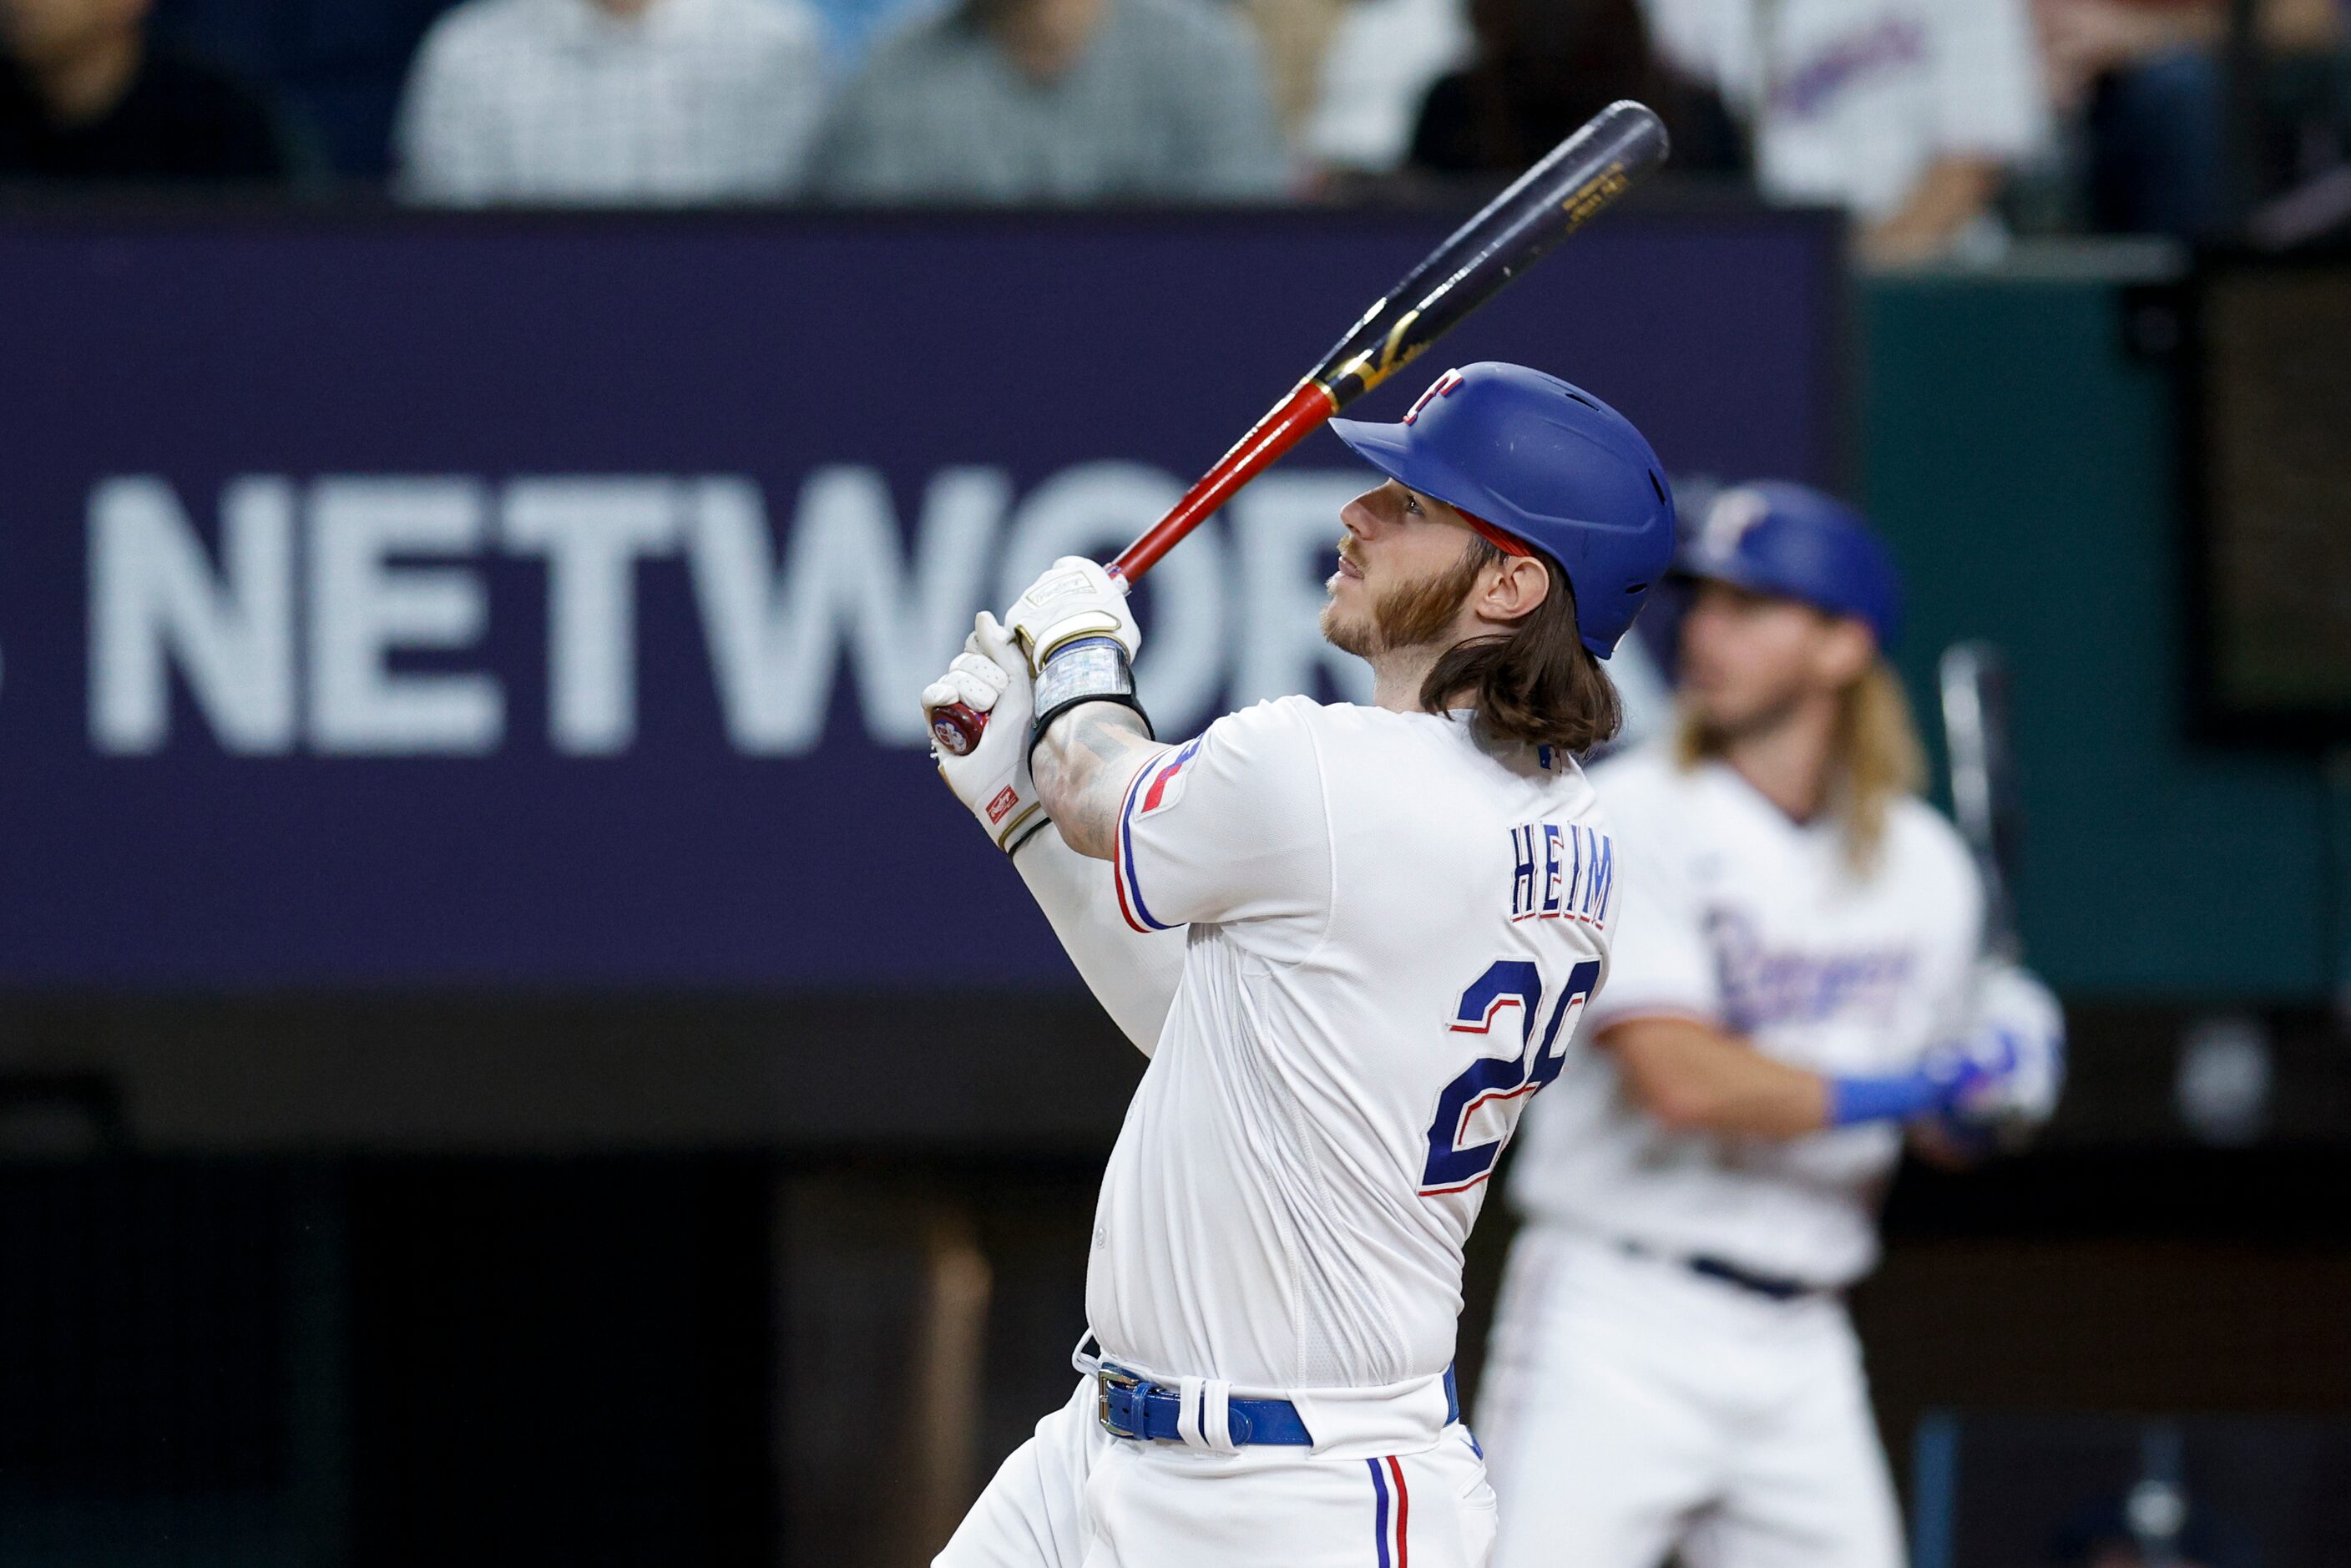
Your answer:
[1385,1456,1409,1567]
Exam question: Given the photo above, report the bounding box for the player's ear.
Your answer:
[1814,615,1876,686]
[1479,554,1550,625]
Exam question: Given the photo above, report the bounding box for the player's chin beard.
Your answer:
[1322,544,1484,659]
[1682,682,1813,749]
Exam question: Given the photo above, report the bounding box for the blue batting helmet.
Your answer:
[1329,362,1676,658]
[1678,482,1903,650]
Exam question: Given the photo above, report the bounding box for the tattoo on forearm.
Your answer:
[1034,704,1161,860]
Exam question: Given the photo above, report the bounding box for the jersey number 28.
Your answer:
[1418,958,1602,1196]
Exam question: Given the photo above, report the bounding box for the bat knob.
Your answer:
[932,701,988,757]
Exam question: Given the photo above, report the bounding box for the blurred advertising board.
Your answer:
[0,206,1839,989]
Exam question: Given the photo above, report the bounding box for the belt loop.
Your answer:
[1202,1380,1240,1454]
[1175,1377,1207,1449]
[1071,1331,1103,1379]
[1175,1376,1242,1454]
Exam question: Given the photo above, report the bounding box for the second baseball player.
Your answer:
[1477,483,2065,1568]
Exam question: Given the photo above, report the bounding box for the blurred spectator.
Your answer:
[2041,0,2343,109]
[1642,0,2050,264]
[395,0,825,205]
[807,0,1290,202]
[2039,0,2345,238]
[1242,0,1347,139]
[1303,0,1469,174]
[809,0,952,73]
[1408,0,1746,180]
[0,0,291,183]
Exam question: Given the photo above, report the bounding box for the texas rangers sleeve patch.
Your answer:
[1132,740,1203,821]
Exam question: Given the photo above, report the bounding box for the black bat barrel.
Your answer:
[1311,100,1672,407]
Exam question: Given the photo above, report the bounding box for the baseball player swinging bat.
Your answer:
[929,98,1671,757]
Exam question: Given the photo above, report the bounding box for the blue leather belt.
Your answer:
[1093,1362,1459,1447]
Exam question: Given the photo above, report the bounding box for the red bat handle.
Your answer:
[1108,378,1337,581]
[930,380,1337,757]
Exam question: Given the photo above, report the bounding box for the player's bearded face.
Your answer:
[1321,487,1489,658]
[1677,581,1848,736]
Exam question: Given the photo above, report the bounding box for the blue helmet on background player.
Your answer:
[1677,482,1903,650]
[1329,362,1677,658]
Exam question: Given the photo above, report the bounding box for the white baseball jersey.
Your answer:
[1507,740,1980,1287]
[1639,0,2047,220]
[1086,695,1616,1393]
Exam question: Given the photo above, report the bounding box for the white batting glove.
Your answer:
[1004,556,1140,674]
[922,613,1049,854]
[1944,962,2066,1131]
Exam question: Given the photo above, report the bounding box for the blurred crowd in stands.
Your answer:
[3,0,2350,255]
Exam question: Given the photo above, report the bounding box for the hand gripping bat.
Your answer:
[931,99,1671,756]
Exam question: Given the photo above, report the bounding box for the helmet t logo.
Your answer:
[1697,487,1772,564]
[1403,369,1467,426]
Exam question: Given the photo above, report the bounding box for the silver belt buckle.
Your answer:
[1095,1363,1145,1439]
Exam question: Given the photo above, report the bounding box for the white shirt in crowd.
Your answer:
[1084,696,1615,1394]
[1507,739,1981,1288]
[1639,0,2048,220]
[397,0,826,205]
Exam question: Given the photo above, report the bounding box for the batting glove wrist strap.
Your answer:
[1030,637,1152,761]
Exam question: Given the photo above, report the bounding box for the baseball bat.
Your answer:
[1939,641,2024,962]
[932,99,1671,756]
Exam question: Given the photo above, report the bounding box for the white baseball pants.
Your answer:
[938,1378,1498,1568]
[1475,1227,1905,1568]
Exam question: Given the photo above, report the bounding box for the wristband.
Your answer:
[1827,1070,1945,1128]
[1030,636,1153,761]
[1004,813,1052,857]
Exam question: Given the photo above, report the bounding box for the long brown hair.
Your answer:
[1418,535,1623,754]
[1675,658,1925,873]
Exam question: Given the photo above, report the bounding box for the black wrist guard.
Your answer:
[1030,636,1153,761]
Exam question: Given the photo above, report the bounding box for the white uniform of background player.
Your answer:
[919,364,1679,1568]
[1476,483,2064,1568]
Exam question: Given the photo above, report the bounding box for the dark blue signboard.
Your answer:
[0,206,1839,989]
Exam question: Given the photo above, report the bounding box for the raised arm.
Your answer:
[1013,825,1185,1052]
[1032,706,1164,860]
[1011,559,1332,945]
[920,607,1181,1055]
[1001,557,1171,862]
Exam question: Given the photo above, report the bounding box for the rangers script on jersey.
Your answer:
[1507,739,1982,1288]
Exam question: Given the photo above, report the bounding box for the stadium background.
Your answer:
[3,1,2351,1564]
